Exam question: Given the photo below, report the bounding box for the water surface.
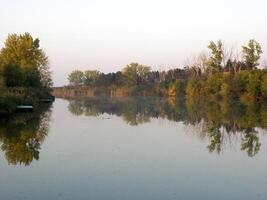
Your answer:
[0,97,267,200]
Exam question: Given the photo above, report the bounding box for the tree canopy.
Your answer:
[68,70,84,86]
[242,39,262,70]
[122,63,151,86]
[0,33,52,90]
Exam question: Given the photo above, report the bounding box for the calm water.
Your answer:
[0,97,267,200]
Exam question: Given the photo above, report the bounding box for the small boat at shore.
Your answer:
[39,96,55,103]
[16,105,34,112]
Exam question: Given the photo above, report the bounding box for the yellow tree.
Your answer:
[0,33,52,89]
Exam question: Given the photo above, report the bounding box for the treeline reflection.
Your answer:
[0,104,52,165]
[68,97,267,157]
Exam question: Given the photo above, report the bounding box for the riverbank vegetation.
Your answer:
[0,33,53,114]
[67,40,267,102]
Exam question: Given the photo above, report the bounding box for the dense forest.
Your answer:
[0,33,53,113]
[67,40,267,102]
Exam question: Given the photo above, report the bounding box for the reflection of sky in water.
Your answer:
[0,99,266,200]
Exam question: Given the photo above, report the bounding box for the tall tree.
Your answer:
[242,40,262,70]
[68,70,84,86]
[0,33,52,89]
[122,63,151,86]
[84,70,100,86]
[206,41,223,74]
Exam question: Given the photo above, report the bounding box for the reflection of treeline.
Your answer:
[0,103,52,165]
[67,40,267,101]
[68,97,267,157]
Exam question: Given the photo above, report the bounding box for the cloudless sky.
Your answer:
[0,0,266,86]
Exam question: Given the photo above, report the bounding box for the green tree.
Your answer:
[220,73,234,99]
[204,73,222,98]
[206,41,223,74]
[3,64,24,87]
[23,67,42,87]
[185,77,202,98]
[233,71,249,97]
[242,39,262,70]
[245,70,262,100]
[261,71,267,99]
[84,70,100,86]
[0,33,52,89]
[168,79,186,96]
[68,70,84,86]
[122,63,151,86]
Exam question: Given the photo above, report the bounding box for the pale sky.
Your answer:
[0,0,267,86]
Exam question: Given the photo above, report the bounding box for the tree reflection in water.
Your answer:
[67,97,267,157]
[0,104,52,165]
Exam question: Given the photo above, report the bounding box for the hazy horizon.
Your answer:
[1,0,267,86]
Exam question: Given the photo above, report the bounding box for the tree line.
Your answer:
[68,39,267,102]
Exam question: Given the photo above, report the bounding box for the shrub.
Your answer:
[261,72,267,99]
[186,77,202,98]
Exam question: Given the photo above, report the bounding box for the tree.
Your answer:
[206,41,223,74]
[68,70,84,86]
[261,71,267,99]
[39,63,53,90]
[203,73,222,97]
[0,33,52,89]
[23,67,42,87]
[245,70,261,100]
[185,77,202,98]
[185,51,208,74]
[122,63,151,86]
[242,39,262,70]
[84,70,100,86]
[3,64,24,87]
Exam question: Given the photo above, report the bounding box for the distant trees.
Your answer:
[0,33,53,90]
[66,39,267,101]
[67,63,151,88]
[242,40,262,70]
[84,70,100,86]
[122,63,151,86]
[68,70,84,86]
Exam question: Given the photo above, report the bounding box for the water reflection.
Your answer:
[67,97,267,157]
[0,104,52,165]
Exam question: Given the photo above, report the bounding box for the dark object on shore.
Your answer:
[39,96,55,103]
[16,105,34,112]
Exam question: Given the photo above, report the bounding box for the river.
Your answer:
[0,97,266,200]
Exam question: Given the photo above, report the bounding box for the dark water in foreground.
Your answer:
[0,97,267,200]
